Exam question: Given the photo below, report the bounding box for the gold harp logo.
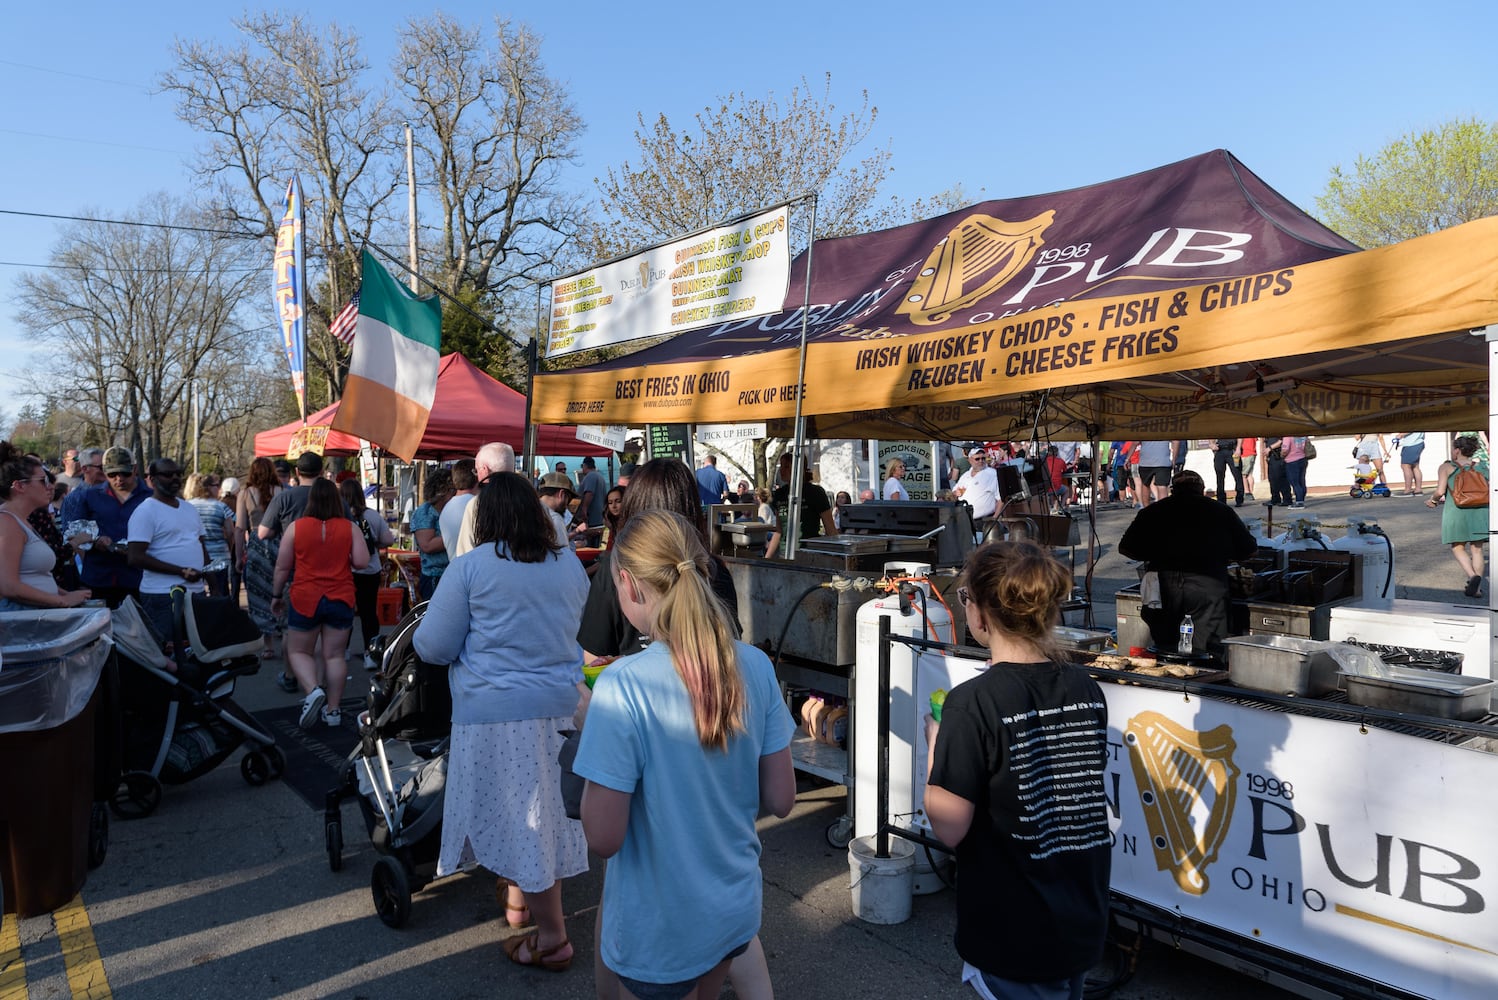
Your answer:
[638,260,651,291]
[895,210,1055,326]
[1124,711,1239,895]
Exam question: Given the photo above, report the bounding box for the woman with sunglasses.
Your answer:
[924,540,1111,1000]
[0,441,92,610]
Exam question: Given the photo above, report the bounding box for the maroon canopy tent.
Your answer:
[255,353,612,459]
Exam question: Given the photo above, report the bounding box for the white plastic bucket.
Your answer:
[848,835,915,924]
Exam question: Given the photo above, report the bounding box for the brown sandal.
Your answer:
[494,878,532,928]
[503,931,573,972]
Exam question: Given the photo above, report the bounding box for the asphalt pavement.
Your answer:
[5,484,1474,1000]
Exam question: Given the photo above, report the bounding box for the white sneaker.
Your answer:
[321,707,342,727]
[299,687,327,730]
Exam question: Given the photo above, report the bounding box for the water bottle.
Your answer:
[1178,614,1195,655]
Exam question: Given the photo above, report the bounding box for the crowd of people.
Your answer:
[3,427,1490,998]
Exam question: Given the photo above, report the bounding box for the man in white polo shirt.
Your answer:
[953,447,1000,520]
[127,457,207,649]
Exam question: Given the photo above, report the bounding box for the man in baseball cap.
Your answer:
[71,447,152,606]
[953,447,1000,520]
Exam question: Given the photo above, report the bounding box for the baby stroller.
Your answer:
[111,591,280,819]
[1349,466,1393,498]
[323,600,454,927]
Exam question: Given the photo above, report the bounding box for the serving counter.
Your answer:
[861,623,1498,1000]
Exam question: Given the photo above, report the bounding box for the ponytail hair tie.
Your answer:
[676,559,695,575]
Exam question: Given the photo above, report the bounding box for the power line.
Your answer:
[0,127,183,156]
[0,260,263,273]
[0,208,260,238]
[0,58,150,91]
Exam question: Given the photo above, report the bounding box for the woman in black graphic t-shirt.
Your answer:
[925,541,1112,1000]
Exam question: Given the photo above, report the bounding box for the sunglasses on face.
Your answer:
[106,471,133,479]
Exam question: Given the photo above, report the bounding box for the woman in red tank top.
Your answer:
[270,478,369,729]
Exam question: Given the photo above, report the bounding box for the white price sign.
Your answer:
[546,206,791,357]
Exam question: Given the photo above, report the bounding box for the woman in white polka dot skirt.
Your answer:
[413,473,591,972]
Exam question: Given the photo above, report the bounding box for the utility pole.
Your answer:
[405,122,419,294]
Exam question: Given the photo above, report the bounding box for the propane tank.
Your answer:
[1273,516,1331,553]
[1241,517,1283,551]
[853,569,965,894]
[1331,517,1396,603]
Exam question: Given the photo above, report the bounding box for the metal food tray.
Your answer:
[1341,667,1495,721]
[798,534,932,555]
[1222,635,1342,696]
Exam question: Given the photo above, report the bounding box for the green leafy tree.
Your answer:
[1316,117,1498,248]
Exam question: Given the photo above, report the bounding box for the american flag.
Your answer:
[328,288,360,344]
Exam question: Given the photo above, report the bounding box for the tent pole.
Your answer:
[786,193,819,558]
[523,284,543,476]
[1485,326,1497,679]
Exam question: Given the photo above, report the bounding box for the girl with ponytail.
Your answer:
[924,540,1112,1000]
[573,509,795,999]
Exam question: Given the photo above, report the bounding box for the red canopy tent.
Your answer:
[254,353,612,460]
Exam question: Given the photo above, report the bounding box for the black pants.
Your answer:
[1142,571,1230,656]
[353,571,381,654]
[1266,456,1292,506]
[1213,450,1244,505]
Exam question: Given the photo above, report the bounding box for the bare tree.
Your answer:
[15,196,266,463]
[588,74,897,260]
[397,14,584,305]
[162,12,402,403]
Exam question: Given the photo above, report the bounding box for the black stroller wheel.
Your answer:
[326,820,343,872]
[241,751,270,786]
[372,856,412,927]
[264,745,286,779]
[87,803,109,869]
[110,771,162,820]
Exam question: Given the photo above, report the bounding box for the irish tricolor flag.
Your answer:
[330,249,442,460]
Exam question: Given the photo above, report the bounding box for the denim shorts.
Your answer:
[287,595,354,632]
[614,940,750,1000]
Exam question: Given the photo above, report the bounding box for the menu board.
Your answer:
[647,424,693,464]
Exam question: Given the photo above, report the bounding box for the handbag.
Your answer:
[557,729,584,820]
[1303,440,1317,461]
[1452,467,1489,508]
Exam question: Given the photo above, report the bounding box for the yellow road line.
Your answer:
[53,896,111,1000]
[0,912,27,1000]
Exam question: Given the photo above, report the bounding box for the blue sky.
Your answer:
[3,1,1496,424]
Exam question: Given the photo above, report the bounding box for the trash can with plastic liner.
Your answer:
[0,607,113,916]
